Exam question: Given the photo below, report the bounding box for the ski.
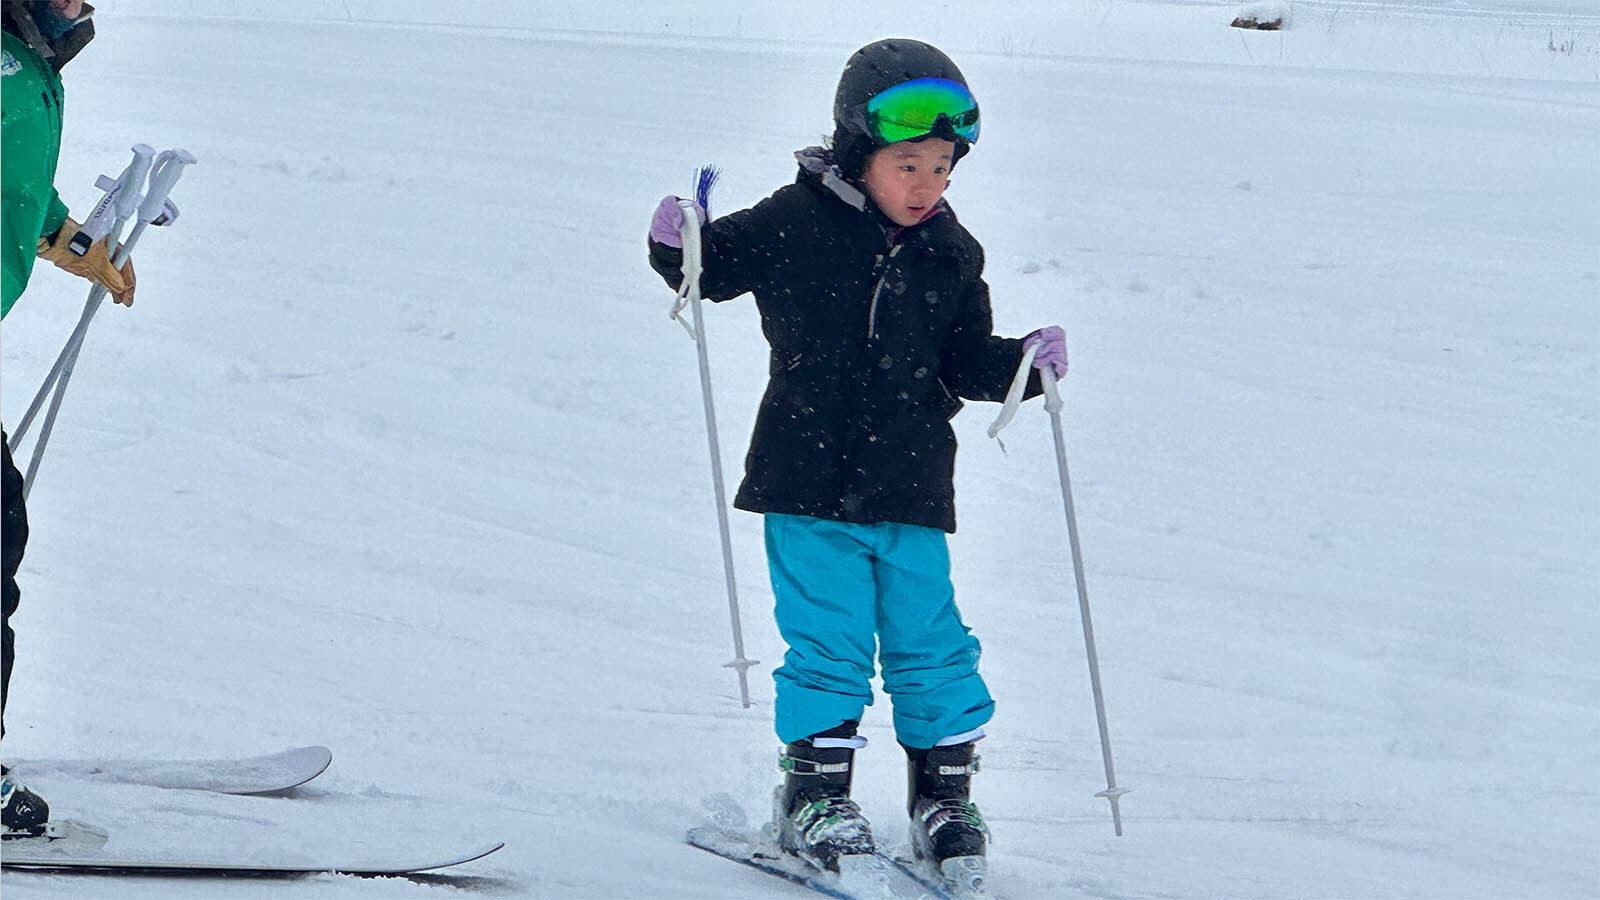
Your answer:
[688,824,938,899]
[889,850,990,899]
[2,820,504,876]
[15,745,333,795]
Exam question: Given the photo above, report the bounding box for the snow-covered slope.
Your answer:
[2,2,1595,897]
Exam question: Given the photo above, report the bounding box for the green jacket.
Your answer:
[2,30,70,319]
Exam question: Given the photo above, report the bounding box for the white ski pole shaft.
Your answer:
[1042,370,1127,835]
[678,201,757,708]
[10,145,155,449]
[8,298,93,451]
[22,279,114,496]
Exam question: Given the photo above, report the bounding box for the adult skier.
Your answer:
[2,0,136,838]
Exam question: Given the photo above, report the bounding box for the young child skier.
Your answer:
[647,39,1069,883]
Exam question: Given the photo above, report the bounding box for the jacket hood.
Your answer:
[2,1,95,70]
[794,146,867,212]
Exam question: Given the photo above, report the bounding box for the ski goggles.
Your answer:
[849,77,981,146]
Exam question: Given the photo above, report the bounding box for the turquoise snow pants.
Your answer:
[765,513,993,750]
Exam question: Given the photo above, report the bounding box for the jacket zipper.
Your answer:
[866,244,903,341]
[866,272,886,340]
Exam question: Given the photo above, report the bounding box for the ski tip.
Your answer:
[297,744,334,770]
[229,745,334,794]
[284,745,333,764]
[414,840,504,871]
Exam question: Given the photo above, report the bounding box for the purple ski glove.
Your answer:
[1024,326,1068,378]
[650,195,707,249]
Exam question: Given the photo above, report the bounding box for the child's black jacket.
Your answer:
[650,155,1040,533]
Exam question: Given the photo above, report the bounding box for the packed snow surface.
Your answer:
[2,1,1595,897]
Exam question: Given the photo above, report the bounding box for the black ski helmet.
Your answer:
[831,38,976,180]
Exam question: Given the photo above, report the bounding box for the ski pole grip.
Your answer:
[1042,367,1063,414]
[79,177,123,246]
[117,144,157,221]
[671,199,705,339]
[676,198,703,282]
[140,149,195,224]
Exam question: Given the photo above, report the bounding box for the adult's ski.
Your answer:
[16,745,333,794]
[2,820,503,876]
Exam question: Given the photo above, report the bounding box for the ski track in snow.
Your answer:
[1,2,1595,898]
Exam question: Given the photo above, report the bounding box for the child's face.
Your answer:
[862,139,955,227]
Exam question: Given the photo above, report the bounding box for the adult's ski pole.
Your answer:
[9,144,154,450]
[11,146,195,498]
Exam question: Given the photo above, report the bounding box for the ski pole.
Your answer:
[15,147,194,498]
[1040,368,1127,836]
[990,352,1128,835]
[10,144,154,450]
[672,171,757,708]
[25,148,189,491]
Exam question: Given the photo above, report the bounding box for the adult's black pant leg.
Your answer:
[2,431,30,741]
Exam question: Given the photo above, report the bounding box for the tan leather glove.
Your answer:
[37,218,137,306]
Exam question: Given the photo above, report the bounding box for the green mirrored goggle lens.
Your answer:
[863,77,980,145]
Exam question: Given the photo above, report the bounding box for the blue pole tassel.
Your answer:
[694,165,720,217]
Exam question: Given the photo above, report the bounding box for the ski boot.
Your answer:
[906,740,988,895]
[772,724,875,872]
[1,765,50,839]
